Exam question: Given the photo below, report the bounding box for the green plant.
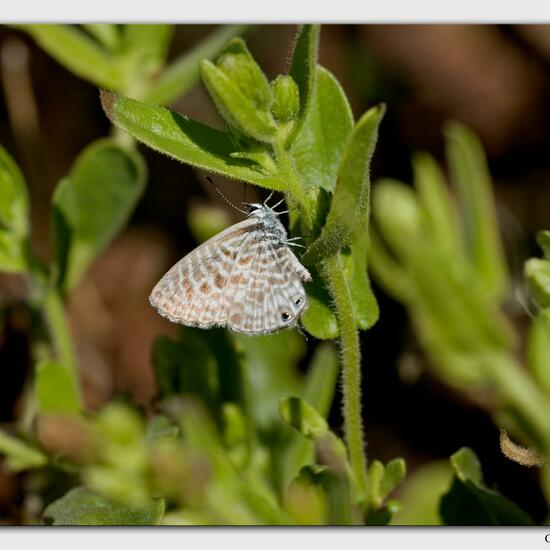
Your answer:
[0,23,548,526]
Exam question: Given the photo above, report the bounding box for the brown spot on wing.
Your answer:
[200,282,210,294]
[230,274,246,285]
[215,273,225,289]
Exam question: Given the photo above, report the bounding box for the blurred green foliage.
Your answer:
[0,23,548,526]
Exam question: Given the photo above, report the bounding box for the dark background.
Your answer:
[1,24,549,522]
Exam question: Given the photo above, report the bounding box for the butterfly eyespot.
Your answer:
[294,298,303,306]
[281,311,292,322]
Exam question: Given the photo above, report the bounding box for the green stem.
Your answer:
[42,287,83,409]
[322,253,369,498]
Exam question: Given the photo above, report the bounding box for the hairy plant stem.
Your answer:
[322,253,369,498]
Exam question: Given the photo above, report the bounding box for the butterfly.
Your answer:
[149,194,311,335]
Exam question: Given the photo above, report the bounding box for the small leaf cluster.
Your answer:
[370,123,550,459]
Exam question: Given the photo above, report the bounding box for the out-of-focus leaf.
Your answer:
[445,121,509,302]
[288,25,320,143]
[121,25,173,65]
[440,447,534,525]
[52,139,146,293]
[0,430,47,471]
[413,151,462,258]
[379,458,406,502]
[285,466,328,525]
[176,400,292,525]
[82,24,121,51]
[0,144,29,273]
[525,258,550,309]
[35,359,81,414]
[18,25,125,90]
[144,25,251,106]
[537,230,550,260]
[279,397,329,440]
[305,104,385,263]
[43,487,164,526]
[291,66,353,192]
[391,460,453,525]
[152,333,218,411]
[187,203,231,243]
[280,343,338,490]
[236,330,304,434]
[526,309,550,396]
[101,92,283,190]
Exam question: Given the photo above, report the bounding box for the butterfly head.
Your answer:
[246,203,288,242]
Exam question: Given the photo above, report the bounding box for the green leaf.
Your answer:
[390,460,453,525]
[413,151,462,258]
[82,24,121,51]
[52,138,146,292]
[301,272,339,339]
[35,359,81,414]
[0,144,29,273]
[236,330,304,434]
[43,487,164,526]
[200,59,277,142]
[291,66,354,191]
[537,230,550,260]
[344,234,379,330]
[152,333,218,416]
[18,25,125,90]
[101,91,283,191]
[280,344,339,487]
[270,75,300,123]
[526,309,550,397]
[144,25,252,106]
[279,397,329,440]
[440,447,534,525]
[445,121,509,302]
[305,104,385,263]
[288,25,320,142]
[121,24,173,65]
[379,458,407,502]
[0,430,47,472]
[525,258,550,309]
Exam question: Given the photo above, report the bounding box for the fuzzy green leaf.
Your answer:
[43,487,164,526]
[0,430,47,472]
[288,25,320,142]
[344,234,379,330]
[144,25,251,106]
[121,24,173,65]
[279,397,329,440]
[101,91,283,190]
[440,447,533,525]
[525,258,550,309]
[53,139,146,292]
[200,59,277,142]
[445,121,509,302]
[301,273,339,339]
[379,458,407,502]
[305,104,385,263]
[35,359,81,415]
[291,66,354,191]
[0,145,29,273]
[18,25,125,90]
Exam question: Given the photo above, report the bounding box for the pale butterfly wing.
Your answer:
[224,237,311,334]
[149,218,257,327]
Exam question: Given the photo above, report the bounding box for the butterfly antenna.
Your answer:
[264,190,275,206]
[206,176,249,215]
